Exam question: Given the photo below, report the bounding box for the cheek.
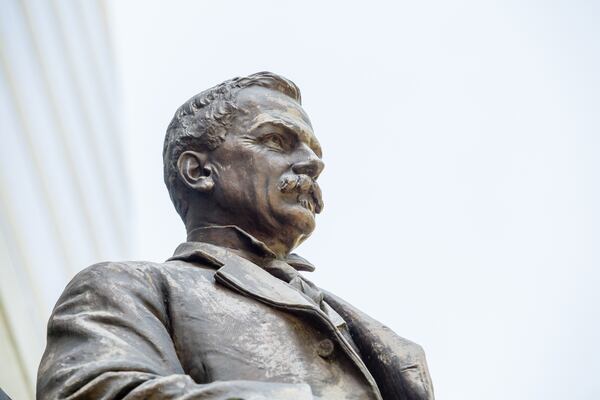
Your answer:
[235,163,275,209]
[253,157,289,192]
[219,148,291,203]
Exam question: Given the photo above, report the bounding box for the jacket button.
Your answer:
[317,339,335,358]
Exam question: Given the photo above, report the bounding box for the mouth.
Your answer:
[298,195,316,214]
[278,174,324,214]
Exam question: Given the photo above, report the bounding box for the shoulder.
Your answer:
[69,258,216,287]
[51,260,200,330]
[52,261,161,311]
[65,260,167,294]
[60,259,218,304]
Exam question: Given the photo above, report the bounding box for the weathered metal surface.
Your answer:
[37,72,434,400]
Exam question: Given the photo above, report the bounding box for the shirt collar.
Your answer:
[172,224,315,272]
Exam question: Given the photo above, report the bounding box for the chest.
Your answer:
[164,269,377,400]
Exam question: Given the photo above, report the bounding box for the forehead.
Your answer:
[234,86,313,129]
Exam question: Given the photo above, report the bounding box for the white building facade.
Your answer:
[0,1,129,398]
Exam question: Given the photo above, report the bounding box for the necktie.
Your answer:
[264,259,325,310]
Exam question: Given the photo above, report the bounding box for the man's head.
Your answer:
[164,72,324,257]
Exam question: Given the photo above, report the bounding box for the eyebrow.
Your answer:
[250,117,322,158]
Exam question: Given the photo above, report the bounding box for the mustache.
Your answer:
[278,174,324,214]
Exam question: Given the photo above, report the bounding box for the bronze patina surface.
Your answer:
[37,72,434,400]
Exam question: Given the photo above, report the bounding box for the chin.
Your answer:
[282,204,316,237]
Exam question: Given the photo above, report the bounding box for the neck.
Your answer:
[187,223,289,263]
[185,223,316,273]
[185,207,300,258]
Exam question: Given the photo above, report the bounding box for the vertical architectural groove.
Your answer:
[0,1,129,397]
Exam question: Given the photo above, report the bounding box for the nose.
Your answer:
[292,150,325,180]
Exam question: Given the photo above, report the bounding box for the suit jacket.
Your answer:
[37,241,434,400]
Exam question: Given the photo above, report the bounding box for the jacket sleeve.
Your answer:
[37,262,313,400]
[324,292,435,400]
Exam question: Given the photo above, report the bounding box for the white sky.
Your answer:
[108,1,600,399]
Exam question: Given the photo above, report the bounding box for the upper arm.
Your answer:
[38,262,184,399]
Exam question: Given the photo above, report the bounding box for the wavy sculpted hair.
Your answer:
[163,71,302,222]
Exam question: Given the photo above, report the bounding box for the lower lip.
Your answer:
[300,203,315,215]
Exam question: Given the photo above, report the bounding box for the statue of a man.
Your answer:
[37,72,434,400]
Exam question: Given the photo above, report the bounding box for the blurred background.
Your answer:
[1,0,599,399]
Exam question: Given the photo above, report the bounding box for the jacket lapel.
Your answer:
[170,242,320,313]
[215,254,318,311]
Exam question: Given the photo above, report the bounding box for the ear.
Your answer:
[177,151,215,192]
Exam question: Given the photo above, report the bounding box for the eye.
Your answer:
[262,133,288,151]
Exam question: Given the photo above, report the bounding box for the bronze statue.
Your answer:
[37,72,434,400]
